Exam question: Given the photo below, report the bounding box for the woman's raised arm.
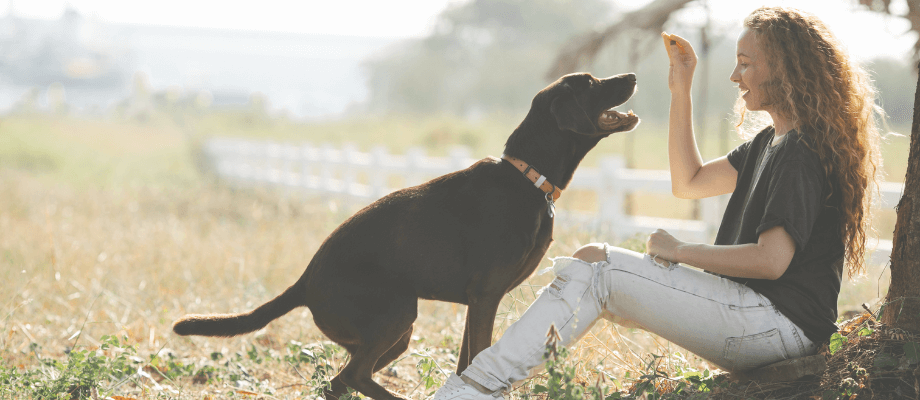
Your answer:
[663,33,737,199]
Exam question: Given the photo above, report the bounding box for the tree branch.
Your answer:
[545,0,695,79]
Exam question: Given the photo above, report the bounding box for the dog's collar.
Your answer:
[500,154,562,201]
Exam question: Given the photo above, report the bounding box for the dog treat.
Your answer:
[669,38,685,53]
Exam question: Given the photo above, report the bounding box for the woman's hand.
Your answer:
[662,32,697,95]
[646,228,685,264]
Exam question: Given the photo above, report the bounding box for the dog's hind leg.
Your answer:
[374,325,413,373]
[325,344,356,400]
[323,296,417,400]
[325,325,412,397]
[324,329,414,400]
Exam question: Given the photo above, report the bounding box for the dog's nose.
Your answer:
[624,73,637,82]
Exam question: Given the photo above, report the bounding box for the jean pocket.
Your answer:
[722,328,789,371]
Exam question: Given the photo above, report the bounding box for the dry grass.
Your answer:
[0,114,905,399]
[0,169,696,398]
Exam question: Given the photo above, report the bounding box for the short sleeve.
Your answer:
[726,140,753,171]
[756,160,823,250]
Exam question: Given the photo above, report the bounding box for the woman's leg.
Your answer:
[437,243,816,397]
[456,248,611,393]
[593,245,815,371]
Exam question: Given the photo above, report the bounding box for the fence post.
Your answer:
[371,145,389,199]
[599,156,626,240]
[235,140,252,184]
[300,143,317,191]
[342,143,359,202]
[266,142,282,186]
[449,146,472,170]
[281,144,299,188]
[320,143,336,195]
[254,142,271,185]
[701,195,725,242]
[221,140,238,185]
[406,147,425,187]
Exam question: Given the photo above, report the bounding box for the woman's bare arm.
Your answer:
[664,33,738,199]
[647,226,796,280]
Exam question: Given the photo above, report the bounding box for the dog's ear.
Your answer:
[550,90,596,135]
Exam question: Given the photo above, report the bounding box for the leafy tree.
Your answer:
[363,0,613,115]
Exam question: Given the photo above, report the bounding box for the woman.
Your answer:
[433,6,882,399]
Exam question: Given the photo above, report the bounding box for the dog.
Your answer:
[173,72,639,400]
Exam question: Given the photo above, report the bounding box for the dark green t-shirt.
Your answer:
[716,127,844,344]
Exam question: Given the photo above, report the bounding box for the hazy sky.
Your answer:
[1,0,916,61]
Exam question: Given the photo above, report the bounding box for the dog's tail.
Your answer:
[172,284,305,337]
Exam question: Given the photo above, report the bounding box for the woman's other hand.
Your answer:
[662,32,697,95]
[646,228,685,264]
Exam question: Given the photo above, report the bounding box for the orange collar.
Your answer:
[501,154,562,201]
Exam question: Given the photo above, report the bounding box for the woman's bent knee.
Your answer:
[572,243,606,263]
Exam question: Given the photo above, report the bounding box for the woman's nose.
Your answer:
[729,69,741,83]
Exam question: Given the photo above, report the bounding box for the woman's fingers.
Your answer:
[647,228,680,261]
[661,32,685,59]
[661,32,672,59]
[662,32,695,65]
[662,32,695,94]
[667,33,691,54]
[647,229,663,252]
[667,33,697,63]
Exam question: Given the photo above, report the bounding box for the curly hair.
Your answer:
[734,6,884,278]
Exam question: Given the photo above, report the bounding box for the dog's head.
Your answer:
[537,72,640,137]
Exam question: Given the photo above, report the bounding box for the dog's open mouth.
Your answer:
[598,108,639,132]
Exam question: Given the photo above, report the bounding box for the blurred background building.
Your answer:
[0,5,395,118]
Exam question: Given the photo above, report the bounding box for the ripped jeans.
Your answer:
[461,244,817,393]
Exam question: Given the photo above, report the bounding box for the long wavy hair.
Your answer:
[734,6,883,278]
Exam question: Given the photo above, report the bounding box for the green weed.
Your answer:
[1,335,138,399]
[524,325,727,400]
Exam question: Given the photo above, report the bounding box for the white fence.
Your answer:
[203,138,902,265]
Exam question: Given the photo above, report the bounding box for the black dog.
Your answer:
[173,72,639,400]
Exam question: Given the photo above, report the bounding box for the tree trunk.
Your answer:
[881,63,920,332]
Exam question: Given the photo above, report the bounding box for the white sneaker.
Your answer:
[431,373,503,400]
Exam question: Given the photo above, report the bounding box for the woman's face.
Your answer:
[730,28,771,112]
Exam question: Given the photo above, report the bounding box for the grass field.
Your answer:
[0,112,910,399]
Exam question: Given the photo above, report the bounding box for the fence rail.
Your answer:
[204,138,903,266]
